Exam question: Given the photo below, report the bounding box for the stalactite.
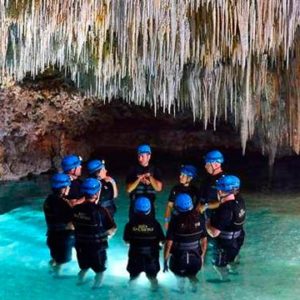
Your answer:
[0,0,300,159]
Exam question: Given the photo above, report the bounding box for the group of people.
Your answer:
[43,144,246,292]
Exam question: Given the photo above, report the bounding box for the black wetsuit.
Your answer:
[234,194,246,249]
[210,196,246,267]
[168,184,200,207]
[199,172,224,218]
[43,194,75,264]
[167,210,207,277]
[199,172,224,203]
[99,179,116,217]
[123,213,165,279]
[126,164,162,218]
[73,201,116,272]
[67,178,83,200]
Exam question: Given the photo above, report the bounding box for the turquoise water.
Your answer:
[1,177,300,300]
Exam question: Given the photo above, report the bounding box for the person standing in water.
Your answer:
[164,193,207,293]
[126,144,163,219]
[199,150,226,218]
[61,154,84,206]
[206,175,246,281]
[73,178,116,288]
[87,159,118,218]
[43,173,75,276]
[123,196,165,290]
[164,164,200,230]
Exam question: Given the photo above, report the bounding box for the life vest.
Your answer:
[172,211,205,251]
[100,180,114,204]
[219,198,246,239]
[73,203,107,246]
[132,166,157,198]
[128,218,159,254]
[232,197,246,230]
[68,178,83,200]
[44,195,72,232]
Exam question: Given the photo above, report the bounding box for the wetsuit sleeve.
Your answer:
[167,186,177,203]
[102,207,116,231]
[123,223,131,243]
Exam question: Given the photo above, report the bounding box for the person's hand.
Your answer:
[201,254,205,266]
[69,197,85,207]
[105,176,115,184]
[137,174,145,182]
[163,259,169,272]
[198,204,205,213]
[140,173,151,185]
[164,217,170,230]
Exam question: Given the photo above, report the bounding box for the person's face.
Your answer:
[217,189,231,201]
[138,153,151,167]
[69,165,82,177]
[205,162,221,175]
[99,167,107,179]
[179,173,191,185]
[74,165,82,177]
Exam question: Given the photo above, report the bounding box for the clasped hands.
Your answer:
[137,173,152,185]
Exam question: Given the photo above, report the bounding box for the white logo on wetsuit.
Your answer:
[239,209,245,218]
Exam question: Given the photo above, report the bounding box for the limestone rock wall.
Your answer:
[0,76,246,180]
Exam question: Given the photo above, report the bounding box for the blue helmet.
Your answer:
[204,150,224,164]
[180,165,197,178]
[80,178,101,196]
[87,160,105,174]
[61,154,82,172]
[215,175,240,193]
[175,193,193,212]
[137,144,151,154]
[134,196,151,215]
[51,173,71,189]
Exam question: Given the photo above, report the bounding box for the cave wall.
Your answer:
[0,76,249,180]
[1,0,300,161]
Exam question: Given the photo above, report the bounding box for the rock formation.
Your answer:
[0,1,299,179]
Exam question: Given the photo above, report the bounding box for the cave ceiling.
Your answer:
[0,0,300,164]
